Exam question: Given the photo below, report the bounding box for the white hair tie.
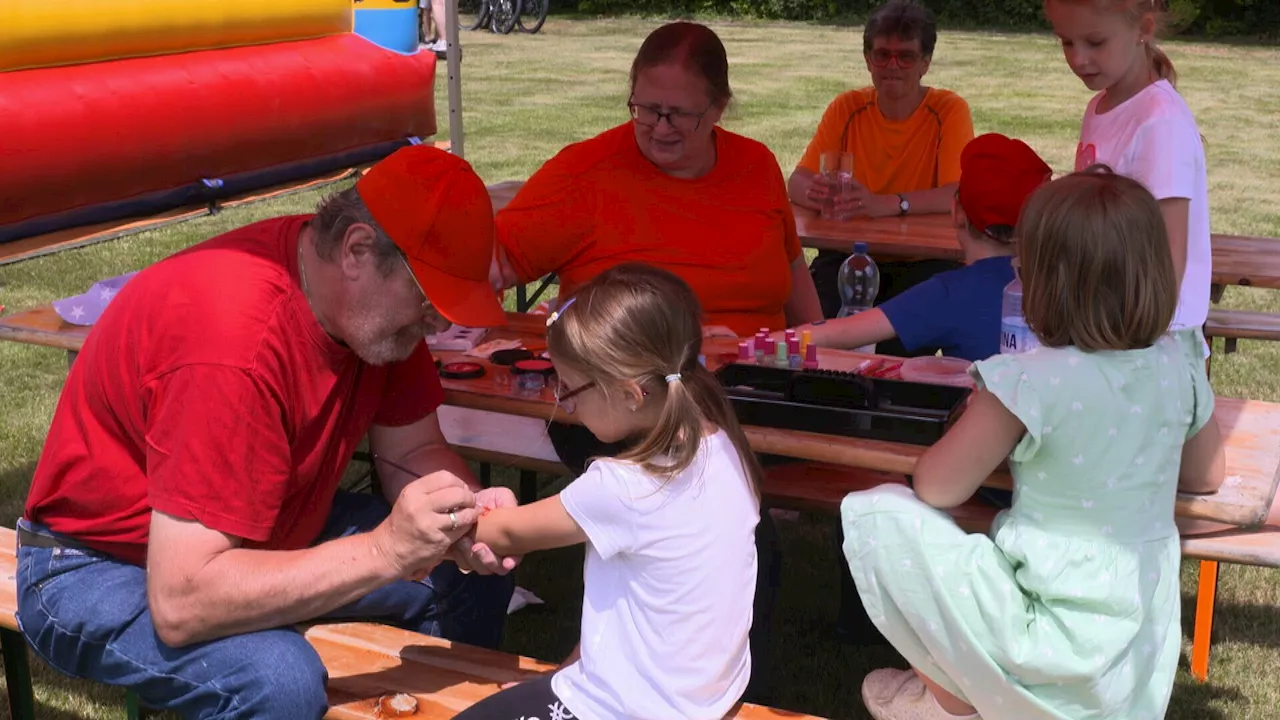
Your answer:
[665,373,682,384]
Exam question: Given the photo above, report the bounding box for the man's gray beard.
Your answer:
[350,329,423,366]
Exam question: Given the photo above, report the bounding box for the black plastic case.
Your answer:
[715,363,970,446]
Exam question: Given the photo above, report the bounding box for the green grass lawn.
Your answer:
[2,17,1279,720]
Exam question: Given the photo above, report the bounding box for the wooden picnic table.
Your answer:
[793,205,1280,291]
[793,208,964,262]
[0,304,86,354]
[424,313,1278,527]
[484,180,1280,291]
[4,304,1278,527]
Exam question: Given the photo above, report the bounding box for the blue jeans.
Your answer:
[16,491,515,719]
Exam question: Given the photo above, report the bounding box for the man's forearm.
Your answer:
[153,533,400,647]
[380,445,482,502]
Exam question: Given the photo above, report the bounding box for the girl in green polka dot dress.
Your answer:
[840,167,1226,720]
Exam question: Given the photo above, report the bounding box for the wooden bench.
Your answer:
[1205,307,1280,354]
[755,461,1280,684]
[446,449,1280,687]
[759,462,1000,534]
[0,527,825,720]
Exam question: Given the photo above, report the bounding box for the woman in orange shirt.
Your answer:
[788,0,975,328]
[488,22,823,338]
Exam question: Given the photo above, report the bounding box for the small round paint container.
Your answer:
[490,348,534,366]
[511,358,555,393]
[439,361,486,380]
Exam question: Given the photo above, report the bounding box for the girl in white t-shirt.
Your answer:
[456,263,763,720]
[1045,0,1211,340]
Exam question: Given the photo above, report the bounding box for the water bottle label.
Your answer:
[1000,317,1039,354]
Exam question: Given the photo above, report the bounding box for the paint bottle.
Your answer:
[738,341,751,363]
[801,329,813,358]
[803,343,819,370]
[774,340,788,368]
[787,338,802,369]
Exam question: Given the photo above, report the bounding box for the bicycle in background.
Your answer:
[459,0,547,34]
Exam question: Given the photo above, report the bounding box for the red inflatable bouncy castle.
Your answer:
[0,0,437,243]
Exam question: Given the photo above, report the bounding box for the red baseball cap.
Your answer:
[957,134,1053,237]
[356,146,507,328]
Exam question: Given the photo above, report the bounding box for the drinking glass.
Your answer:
[819,151,855,221]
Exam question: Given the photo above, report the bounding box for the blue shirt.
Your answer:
[879,256,1015,362]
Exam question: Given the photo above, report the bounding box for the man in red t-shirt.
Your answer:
[17,147,517,718]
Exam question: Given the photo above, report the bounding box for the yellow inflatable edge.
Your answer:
[0,0,354,73]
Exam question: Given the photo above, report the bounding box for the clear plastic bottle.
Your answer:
[999,277,1039,354]
[837,242,880,354]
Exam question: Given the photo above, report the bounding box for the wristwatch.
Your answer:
[897,194,910,216]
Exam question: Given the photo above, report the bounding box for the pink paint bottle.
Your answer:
[803,343,819,370]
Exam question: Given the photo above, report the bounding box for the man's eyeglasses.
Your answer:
[399,252,434,312]
[627,97,709,133]
[867,49,923,69]
[553,377,597,414]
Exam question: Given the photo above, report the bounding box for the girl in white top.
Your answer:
[457,263,762,720]
[1045,0,1211,341]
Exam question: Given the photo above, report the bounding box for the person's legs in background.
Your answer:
[419,0,448,52]
[745,506,782,705]
[810,249,850,321]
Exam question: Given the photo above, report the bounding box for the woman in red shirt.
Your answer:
[489,22,822,337]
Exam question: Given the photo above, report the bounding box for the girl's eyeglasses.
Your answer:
[553,378,597,415]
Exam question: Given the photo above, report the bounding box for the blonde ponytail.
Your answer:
[1146,41,1177,86]
[546,263,763,497]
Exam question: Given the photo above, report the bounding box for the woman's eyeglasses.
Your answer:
[867,49,922,69]
[553,378,597,415]
[627,97,709,133]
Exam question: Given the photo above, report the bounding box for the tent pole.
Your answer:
[445,0,464,158]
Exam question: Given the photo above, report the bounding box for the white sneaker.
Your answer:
[427,38,447,52]
[861,668,979,720]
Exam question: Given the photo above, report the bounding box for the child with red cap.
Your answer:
[783,134,1052,362]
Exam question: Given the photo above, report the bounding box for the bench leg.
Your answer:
[519,470,538,505]
[0,627,36,720]
[479,462,492,489]
[1191,560,1220,682]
